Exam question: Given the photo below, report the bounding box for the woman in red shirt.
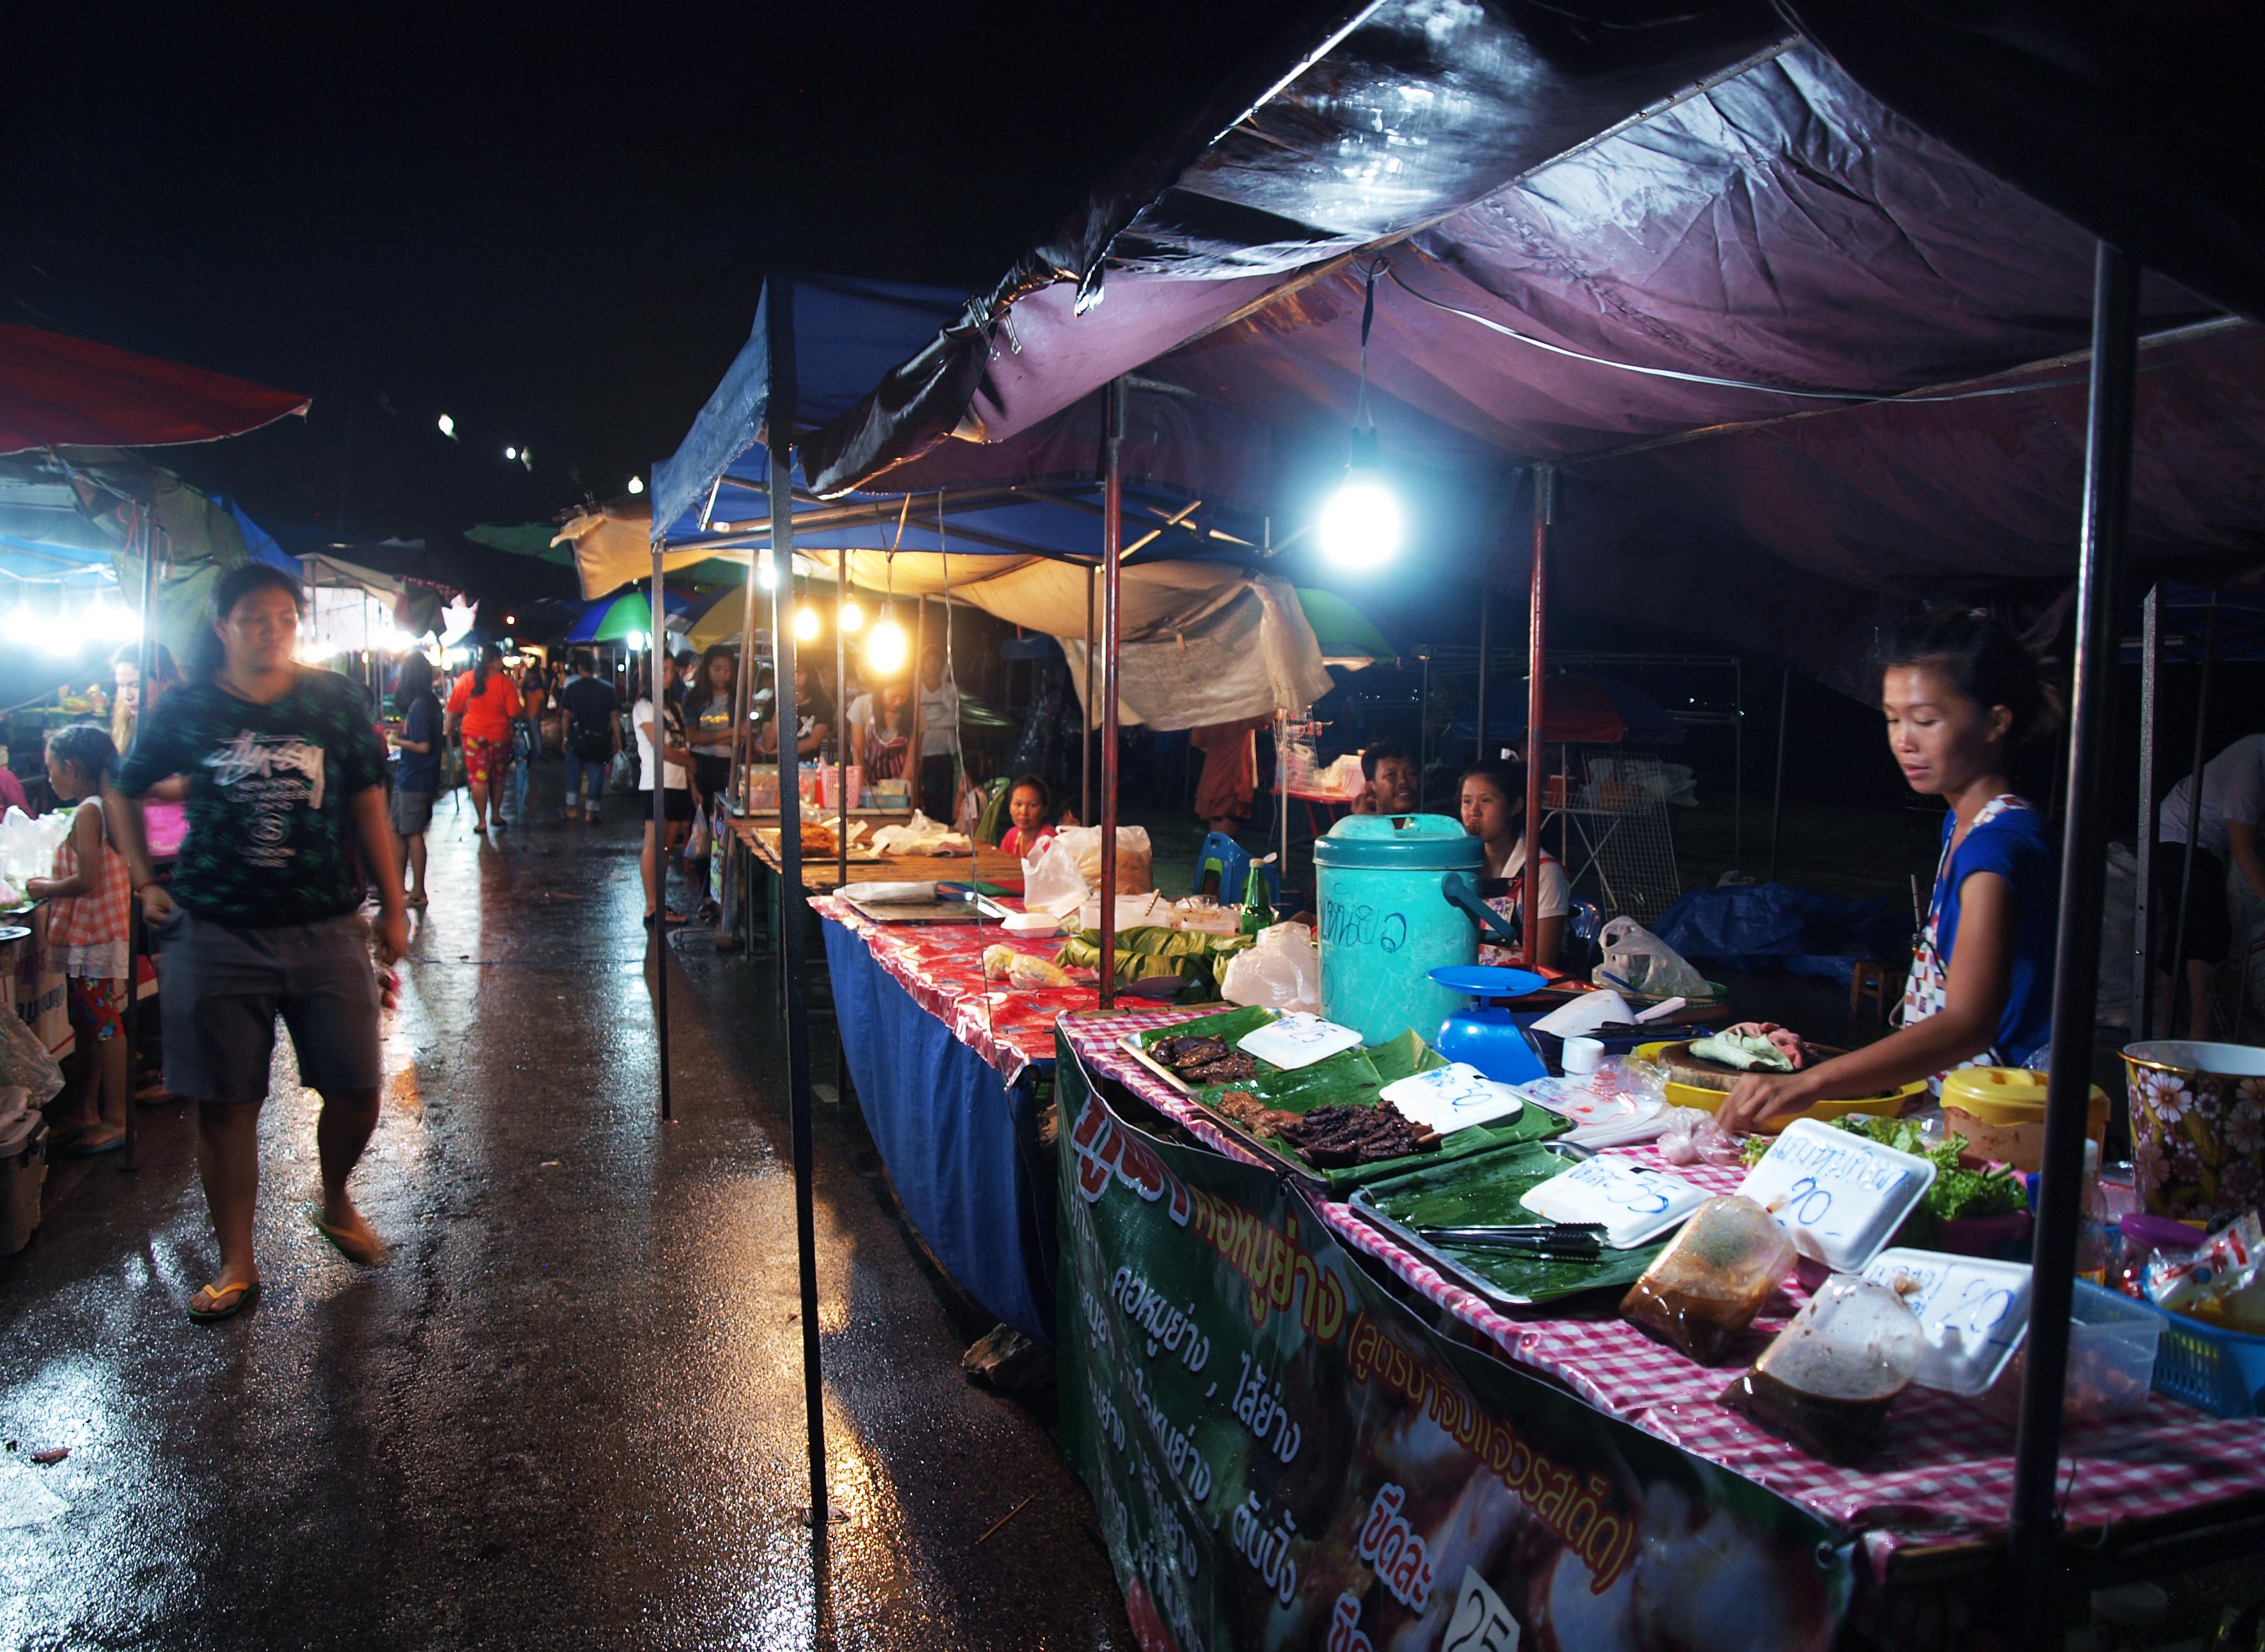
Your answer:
[446,644,523,835]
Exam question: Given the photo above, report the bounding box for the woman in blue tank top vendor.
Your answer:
[1720,613,2060,1132]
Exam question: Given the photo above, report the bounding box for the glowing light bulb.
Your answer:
[838,599,863,632]
[865,616,908,676]
[626,476,645,496]
[755,554,777,591]
[437,414,457,439]
[505,446,517,461]
[1318,471,1401,570]
[793,606,821,642]
[624,628,646,653]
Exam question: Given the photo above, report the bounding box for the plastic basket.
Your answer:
[2074,1280,2265,1419]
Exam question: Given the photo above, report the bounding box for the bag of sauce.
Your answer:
[1621,1194,1797,1365]
[1720,1275,1925,1464]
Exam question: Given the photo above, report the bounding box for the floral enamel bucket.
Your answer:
[2123,1040,2265,1221]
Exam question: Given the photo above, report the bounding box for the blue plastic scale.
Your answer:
[1428,964,1550,1085]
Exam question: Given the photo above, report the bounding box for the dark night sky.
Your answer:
[7,2,1311,543]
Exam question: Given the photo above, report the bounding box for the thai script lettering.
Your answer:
[1110,1265,1212,1374]
[1230,1351,1301,1464]
[1187,1187,1348,1339]
[1327,1592,1375,1652]
[1125,1365,1213,1502]
[1347,1313,1636,1594]
[1230,1492,1299,1607]
[1354,1483,1437,1612]
[1071,1092,1193,1223]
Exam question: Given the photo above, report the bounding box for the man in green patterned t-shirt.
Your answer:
[109,565,408,1322]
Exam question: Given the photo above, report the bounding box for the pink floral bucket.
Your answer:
[2123,1040,2265,1222]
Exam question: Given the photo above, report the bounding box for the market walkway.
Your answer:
[0,773,1130,1650]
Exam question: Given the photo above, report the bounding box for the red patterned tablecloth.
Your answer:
[812,895,1099,1085]
[1060,1004,2265,1582]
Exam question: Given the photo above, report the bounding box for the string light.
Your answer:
[793,606,821,642]
[626,476,646,496]
[837,598,863,632]
[865,612,908,676]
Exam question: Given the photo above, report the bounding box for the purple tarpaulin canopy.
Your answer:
[793,0,2265,683]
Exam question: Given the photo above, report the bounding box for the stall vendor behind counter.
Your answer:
[1720,614,2059,1130]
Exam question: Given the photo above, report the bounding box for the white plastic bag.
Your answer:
[1051,824,1154,895]
[1219,920,1320,1015]
[1021,837,1090,917]
[1592,916,1714,1000]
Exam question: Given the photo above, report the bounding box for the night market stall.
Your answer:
[641,6,2265,1642]
[1,327,309,1184]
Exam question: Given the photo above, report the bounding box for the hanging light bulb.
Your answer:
[437,413,457,439]
[865,613,908,676]
[1320,428,1401,570]
[755,553,777,591]
[626,476,645,496]
[624,628,646,654]
[793,605,821,642]
[837,598,864,632]
[1317,259,1402,570]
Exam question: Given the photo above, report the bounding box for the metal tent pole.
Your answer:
[123,510,160,1176]
[836,548,848,890]
[2133,586,2160,1038]
[759,281,828,1539]
[1098,379,1126,1009]
[2167,597,2218,1038]
[650,543,671,1125]
[1734,659,1744,863]
[1083,564,1095,826]
[1521,467,1553,971]
[1475,584,1492,762]
[1767,667,1790,885]
[2010,241,2140,1632]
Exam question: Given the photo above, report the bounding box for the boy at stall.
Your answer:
[27,727,131,1156]
[1350,739,1420,816]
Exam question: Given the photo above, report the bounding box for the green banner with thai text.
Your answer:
[1055,1034,1854,1652]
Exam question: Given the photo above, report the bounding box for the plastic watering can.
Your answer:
[1313,814,1541,1047]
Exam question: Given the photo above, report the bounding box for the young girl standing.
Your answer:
[1720,612,2059,1131]
[1458,756,1569,972]
[29,727,132,1156]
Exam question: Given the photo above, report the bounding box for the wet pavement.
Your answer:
[0,772,1130,1649]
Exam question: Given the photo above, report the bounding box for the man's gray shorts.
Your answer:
[392,786,436,836]
[158,909,383,1104]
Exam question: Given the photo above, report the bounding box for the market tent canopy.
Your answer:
[781,3,2265,682]
[563,586,690,645]
[0,323,309,455]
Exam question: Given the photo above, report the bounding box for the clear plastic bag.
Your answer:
[1021,835,1090,917]
[1218,921,1320,1015]
[0,1008,65,1107]
[1621,1194,1798,1365]
[1720,1275,1926,1462]
[1592,916,1714,1000]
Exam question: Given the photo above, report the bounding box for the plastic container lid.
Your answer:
[1378,1064,1525,1132]
[1313,813,1484,870]
[1863,1248,2031,1395]
[1520,1156,1705,1249]
[1737,1118,1939,1272]
[1235,1013,1364,1071]
[2118,1211,2203,1252]
[1939,1066,2109,1125]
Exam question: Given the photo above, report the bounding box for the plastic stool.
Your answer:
[1194,832,1279,906]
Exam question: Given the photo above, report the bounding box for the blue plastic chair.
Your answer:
[1194,832,1280,906]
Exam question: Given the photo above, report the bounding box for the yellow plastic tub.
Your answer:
[1939,1067,2109,1172]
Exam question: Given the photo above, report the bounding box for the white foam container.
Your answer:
[1737,1118,1938,1272]
[1378,1064,1525,1132]
[1862,1247,2031,1395]
[1520,1155,1707,1250]
[1235,1013,1364,1072]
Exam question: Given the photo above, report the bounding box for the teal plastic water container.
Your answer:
[1313,814,1487,1045]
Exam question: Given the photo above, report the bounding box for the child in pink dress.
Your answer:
[29,727,131,1156]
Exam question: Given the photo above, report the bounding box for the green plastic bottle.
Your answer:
[1239,856,1276,937]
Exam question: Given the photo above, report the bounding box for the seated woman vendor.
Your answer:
[1459,757,1569,971]
[1719,613,2059,1132]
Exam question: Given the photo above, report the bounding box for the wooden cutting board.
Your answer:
[1656,1038,1889,1098]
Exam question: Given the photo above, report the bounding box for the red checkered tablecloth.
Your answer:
[812,895,1100,1084]
[1061,1006,2265,1581]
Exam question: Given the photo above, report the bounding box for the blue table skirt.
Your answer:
[819,916,1056,1342]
